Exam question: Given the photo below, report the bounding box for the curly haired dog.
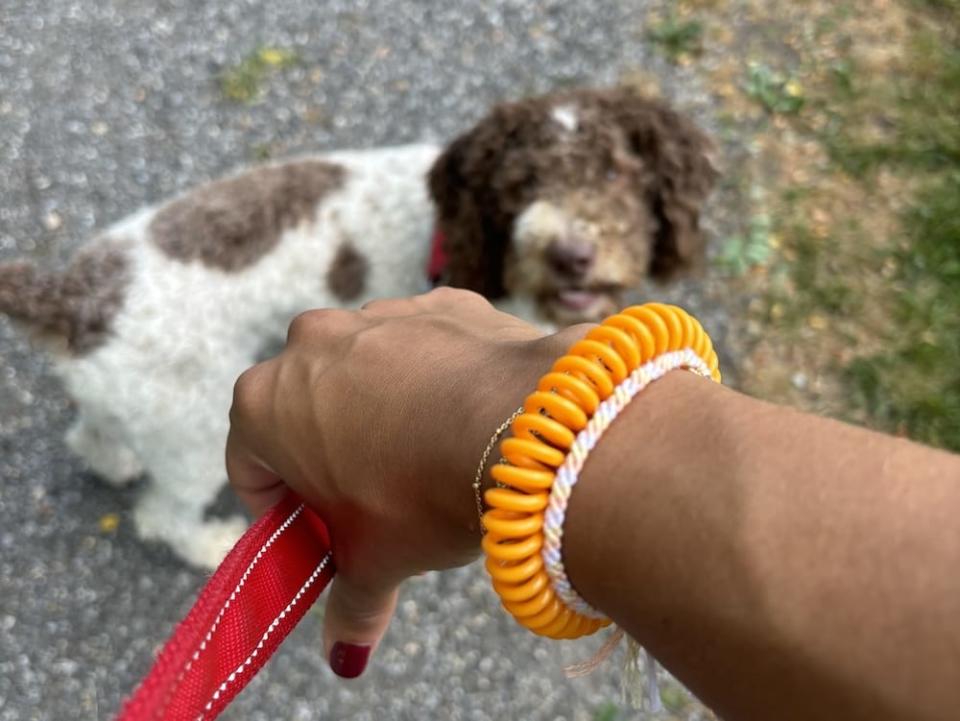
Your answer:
[0,87,716,568]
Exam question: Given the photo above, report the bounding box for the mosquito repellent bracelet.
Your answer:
[481,303,721,639]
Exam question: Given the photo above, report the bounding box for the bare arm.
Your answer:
[564,371,960,721]
[226,289,960,718]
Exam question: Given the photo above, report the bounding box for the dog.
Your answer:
[0,87,716,568]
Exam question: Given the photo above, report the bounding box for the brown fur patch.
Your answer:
[0,239,131,354]
[326,242,368,301]
[428,87,717,297]
[150,160,346,271]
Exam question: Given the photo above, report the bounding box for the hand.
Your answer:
[225,288,584,677]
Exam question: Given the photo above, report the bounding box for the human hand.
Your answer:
[225,288,585,677]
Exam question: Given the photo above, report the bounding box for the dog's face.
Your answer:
[429,88,718,324]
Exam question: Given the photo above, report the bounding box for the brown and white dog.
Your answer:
[0,87,716,568]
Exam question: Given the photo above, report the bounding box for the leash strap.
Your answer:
[115,493,335,721]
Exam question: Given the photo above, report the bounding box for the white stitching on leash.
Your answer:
[155,503,306,719]
[184,504,305,673]
[196,552,333,719]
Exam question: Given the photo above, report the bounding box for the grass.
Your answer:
[764,1,960,449]
[717,211,774,276]
[658,0,960,450]
[823,30,960,176]
[845,172,960,449]
[220,46,299,103]
[817,11,959,448]
[592,702,620,721]
[744,61,805,115]
[646,13,704,63]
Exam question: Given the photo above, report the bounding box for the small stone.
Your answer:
[91,121,109,136]
[43,211,62,231]
[98,513,120,533]
[791,372,808,390]
[53,658,79,676]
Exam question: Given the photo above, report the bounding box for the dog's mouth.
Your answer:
[542,285,623,324]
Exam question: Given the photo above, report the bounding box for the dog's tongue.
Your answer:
[557,289,601,310]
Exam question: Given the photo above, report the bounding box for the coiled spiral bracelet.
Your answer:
[481,303,721,639]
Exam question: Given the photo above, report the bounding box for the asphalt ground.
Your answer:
[0,2,730,719]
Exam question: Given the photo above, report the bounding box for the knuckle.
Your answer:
[425,286,486,306]
[286,308,352,346]
[286,309,326,344]
[359,298,391,314]
[230,364,266,424]
[360,297,412,315]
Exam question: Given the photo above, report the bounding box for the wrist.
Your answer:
[561,369,726,625]
[478,303,723,639]
[434,329,589,556]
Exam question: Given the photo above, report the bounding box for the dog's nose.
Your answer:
[546,238,596,278]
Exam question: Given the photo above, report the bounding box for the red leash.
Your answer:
[115,493,335,721]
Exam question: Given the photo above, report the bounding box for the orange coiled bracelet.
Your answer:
[481,303,721,639]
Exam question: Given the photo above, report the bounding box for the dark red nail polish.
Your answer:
[329,642,371,679]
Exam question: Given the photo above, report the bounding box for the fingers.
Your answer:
[225,427,287,518]
[323,576,400,679]
[227,361,291,517]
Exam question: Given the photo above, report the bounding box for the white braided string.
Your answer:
[542,349,713,618]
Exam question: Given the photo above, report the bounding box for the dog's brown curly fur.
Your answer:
[428,87,717,299]
[0,240,131,353]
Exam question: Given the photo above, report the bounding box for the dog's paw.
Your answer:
[66,420,144,486]
[185,516,249,570]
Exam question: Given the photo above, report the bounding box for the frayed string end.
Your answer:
[563,627,666,716]
[623,637,665,715]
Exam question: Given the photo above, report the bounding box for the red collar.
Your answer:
[427,227,448,284]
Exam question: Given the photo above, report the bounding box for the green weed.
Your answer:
[593,701,620,721]
[647,15,704,62]
[220,47,299,103]
[744,61,805,115]
[717,213,774,276]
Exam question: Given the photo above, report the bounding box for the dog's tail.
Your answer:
[0,260,73,338]
[0,245,128,353]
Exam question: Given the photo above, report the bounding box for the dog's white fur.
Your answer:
[61,145,447,568]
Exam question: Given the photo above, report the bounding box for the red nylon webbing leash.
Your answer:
[115,493,335,721]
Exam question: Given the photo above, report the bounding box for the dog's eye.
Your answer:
[605,169,620,182]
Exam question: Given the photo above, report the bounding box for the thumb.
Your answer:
[323,576,399,679]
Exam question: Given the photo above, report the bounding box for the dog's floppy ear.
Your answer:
[612,91,718,278]
[428,116,516,298]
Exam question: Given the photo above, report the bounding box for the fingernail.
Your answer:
[329,642,371,679]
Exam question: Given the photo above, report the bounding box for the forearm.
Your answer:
[564,370,960,721]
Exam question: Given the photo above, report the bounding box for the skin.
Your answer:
[226,288,960,720]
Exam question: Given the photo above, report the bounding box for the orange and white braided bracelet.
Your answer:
[481,303,721,639]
